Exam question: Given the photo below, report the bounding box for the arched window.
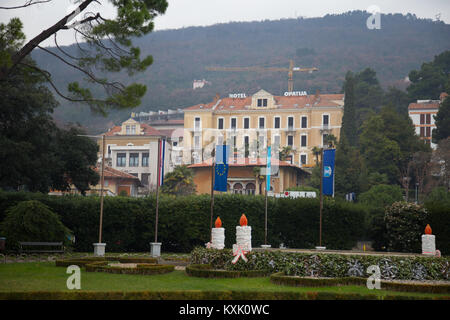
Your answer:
[233,183,243,194]
[245,183,256,195]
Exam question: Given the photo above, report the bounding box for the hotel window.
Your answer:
[141,173,150,186]
[129,153,139,167]
[258,135,265,148]
[322,133,329,146]
[426,114,431,124]
[131,125,136,134]
[273,135,281,147]
[194,117,201,130]
[274,117,280,129]
[231,118,237,130]
[287,135,294,147]
[259,117,265,129]
[426,127,431,137]
[126,125,131,134]
[301,135,307,147]
[300,154,307,165]
[257,98,268,107]
[117,153,126,167]
[244,117,250,129]
[301,116,308,128]
[420,127,425,137]
[420,114,425,124]
[244,136,249,156]
[323,114,329,126]
[288,117,294,130]
[218,118,224,130]
[194,135,200,149]
[142,153,149,167]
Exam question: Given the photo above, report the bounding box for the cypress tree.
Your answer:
[342,71,358,145]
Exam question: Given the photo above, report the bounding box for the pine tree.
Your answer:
[341,71,358,145]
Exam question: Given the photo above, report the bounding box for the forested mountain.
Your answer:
[31,11,450,133]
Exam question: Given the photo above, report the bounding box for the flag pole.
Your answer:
[264,140,271,246]
[210,144,216,242]
[154,138,161,243]
[319,147,324,247]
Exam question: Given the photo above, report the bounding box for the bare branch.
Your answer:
[0,0,52,9]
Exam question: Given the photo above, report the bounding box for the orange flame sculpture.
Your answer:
[240,214,248,226]
[425,224,432,235]
[215,217,222,228]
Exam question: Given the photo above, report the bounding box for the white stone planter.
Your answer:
[150,242,162,257]
[93,243,106,256]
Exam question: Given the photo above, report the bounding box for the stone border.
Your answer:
[270,272,450,294]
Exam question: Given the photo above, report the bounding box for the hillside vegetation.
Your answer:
[31,11,450,133]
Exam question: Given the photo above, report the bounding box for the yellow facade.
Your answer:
[183,90,344,167]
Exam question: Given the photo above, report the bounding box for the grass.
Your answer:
[0,262,449,299]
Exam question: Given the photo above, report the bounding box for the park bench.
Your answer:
[18,242,64,253]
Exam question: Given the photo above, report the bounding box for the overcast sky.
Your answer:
[0,0,449,46]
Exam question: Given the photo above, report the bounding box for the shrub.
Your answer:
[384,202,428,253]
[359,184,404,209]
[186,264,269,278]
[425,202,450,255]
[0,200,71,250]
[191,247,450,281]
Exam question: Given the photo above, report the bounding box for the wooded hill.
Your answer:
[32,11,450,133]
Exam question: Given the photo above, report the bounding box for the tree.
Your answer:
[407,50,450,101]
[432,97,450,143]
[0,53,99,193]
[359,115,402,184]
[160,165,196,196]
[0,0,168,114]
[341,71,357,145]
[431,138,450,191]
[279,146,293,161]
[359,184,403,209]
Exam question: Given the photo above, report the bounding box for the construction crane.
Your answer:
[205,59,318,92]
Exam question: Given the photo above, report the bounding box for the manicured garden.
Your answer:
[0,260,449,300]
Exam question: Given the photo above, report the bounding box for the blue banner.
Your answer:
[322,149,335,196]
[214,145,229,192]
[266,146,271,191]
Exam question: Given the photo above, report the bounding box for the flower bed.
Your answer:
[191,247,450,281]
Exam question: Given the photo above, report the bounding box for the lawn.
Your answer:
[0,262,449,300]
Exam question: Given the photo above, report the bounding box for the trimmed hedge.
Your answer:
[55,256,158,267]
[270,273,450,294]
[186,264,270,278]
[0,290,448,300]
[191,247,450,281]
[0,191,367,253]
[85,262,174,275]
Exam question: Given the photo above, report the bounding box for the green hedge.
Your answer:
[0,290,445,300]
[0,191,367,253]
[186,264,270,278]
[85,262,174,275]
[270,273,450,294]
[190,247,450,281]
[55,256,158,267]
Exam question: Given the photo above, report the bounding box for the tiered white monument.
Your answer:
[421,224,436,256]
[211,217,225,250]
[233,214,252,252]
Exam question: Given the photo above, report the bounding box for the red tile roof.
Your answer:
[95,166,140,180]
[104,123,164,137]
[408,102,440,110]
[183,93,344,112]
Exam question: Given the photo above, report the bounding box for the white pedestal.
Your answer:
[421,235,436,256]
[150,242,162,257]
[315,246,326,250]
[211,228,225,249]
[261,244,271,249]
[93,243,106,256]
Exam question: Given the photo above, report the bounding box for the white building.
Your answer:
[408,92,448,149]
